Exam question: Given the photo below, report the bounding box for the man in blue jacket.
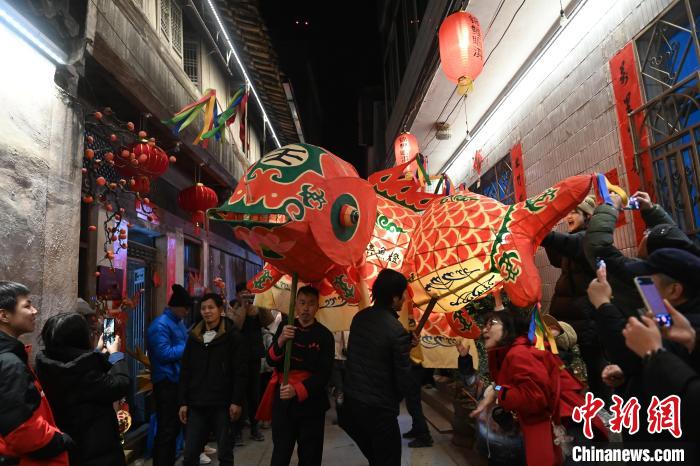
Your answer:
[147,284,191,466]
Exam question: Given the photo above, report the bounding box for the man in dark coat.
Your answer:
[257,286,334,466]
[146,284,191,466]
[230,284,274,443]
[0,281,71,466]
[541,194,610,400]
[623,297,699,461]
[587,248,700,449]
[342,269,413,466]
[178,293,247,466]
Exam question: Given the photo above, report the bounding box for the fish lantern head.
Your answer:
[208,143,377,283]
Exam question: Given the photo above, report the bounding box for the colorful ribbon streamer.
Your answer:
[528,303,558,354]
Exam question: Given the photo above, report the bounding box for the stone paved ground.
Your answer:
[131,403,479,466]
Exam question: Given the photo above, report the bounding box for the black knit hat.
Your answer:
[646,224,700,257]
[168,284,192,307]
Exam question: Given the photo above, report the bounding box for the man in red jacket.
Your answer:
[0,281,71,465]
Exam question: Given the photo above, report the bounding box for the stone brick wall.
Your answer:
[447,0,675,311]
[0,23,83,349]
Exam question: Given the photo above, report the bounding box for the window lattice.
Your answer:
[160,0,170,40]
[171,1,183,56]
[183,40,199,85]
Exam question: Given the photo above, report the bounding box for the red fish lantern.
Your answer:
[438,11,484,95]
[177,183,219,235]
[394,132,420,176]
[116,139,170,193]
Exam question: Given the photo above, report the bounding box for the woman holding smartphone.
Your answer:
[35,312,130,466]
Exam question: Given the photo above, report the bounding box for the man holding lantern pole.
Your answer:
[256,285,334,466]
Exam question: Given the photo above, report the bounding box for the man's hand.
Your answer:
[179,406,188,424]
[470,384,497,418]
[587,266,612,309]
[601,364,625,388]
[277,325,296,347]
[661,299,696,353]
[96,333,107,353]
[106,335,121,354]
[280,383,297,400]
[631,191,653,211]
[623,315,663,358]
[411,332,420,348]
[229,404,242,421]
[246,305,260,317]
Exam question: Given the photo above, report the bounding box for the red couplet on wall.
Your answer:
[510,142,526,203]
[609,42,654,243]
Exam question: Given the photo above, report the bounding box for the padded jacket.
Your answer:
[582,203,674,314]
[146,309,187,384]
[344,306,412,415]
[178,317,248,407]
[541,229,597,345]
[0,331,69,466]
[35,349,129,466]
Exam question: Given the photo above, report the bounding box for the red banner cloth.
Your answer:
[609,42,654,242]
[511,142,526,202]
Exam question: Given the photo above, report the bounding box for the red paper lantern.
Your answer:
[131,175,151,194]
[439,12,484,94]
[115,139,170,191]
[177,183,219,235]
[394,132,419,167]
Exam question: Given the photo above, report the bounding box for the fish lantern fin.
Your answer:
[327,266,360,304]
[248,263,284,294]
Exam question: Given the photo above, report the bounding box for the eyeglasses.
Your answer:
[483,319,502,329]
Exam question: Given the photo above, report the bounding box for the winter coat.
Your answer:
[0,331,69,466]
[644,349,700,441]
[583,204,674,314]
[489,336,606,466]
[344,306,412,415]
[35,348,130,466]
[541,230,597,345]
[178,317,248,408]
[146,309,187,384]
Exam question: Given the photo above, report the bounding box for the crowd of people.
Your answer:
[0,190,698,466]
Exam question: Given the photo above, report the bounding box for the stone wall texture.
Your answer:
[0,24,84,349]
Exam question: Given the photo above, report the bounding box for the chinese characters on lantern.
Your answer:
[572,393,682,440]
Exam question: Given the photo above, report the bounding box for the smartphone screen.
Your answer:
[633,276,672,327]
[103,317,115,345]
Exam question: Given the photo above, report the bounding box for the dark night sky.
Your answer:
[260,1,383,176]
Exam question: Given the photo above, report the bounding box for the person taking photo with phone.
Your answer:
[587,248,700,444]
[35,313,130,466]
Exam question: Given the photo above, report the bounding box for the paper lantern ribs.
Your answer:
[208,143,377,303]
[405,174,596,312]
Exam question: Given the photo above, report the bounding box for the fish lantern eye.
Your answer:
[339,205,359,227]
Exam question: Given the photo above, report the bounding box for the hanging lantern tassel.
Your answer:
[457,76,474,96]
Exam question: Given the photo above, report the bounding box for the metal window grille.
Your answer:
[183,39,199,85]
[470,155,515,205]
[631,0,700,237]
[171,1,183,56]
